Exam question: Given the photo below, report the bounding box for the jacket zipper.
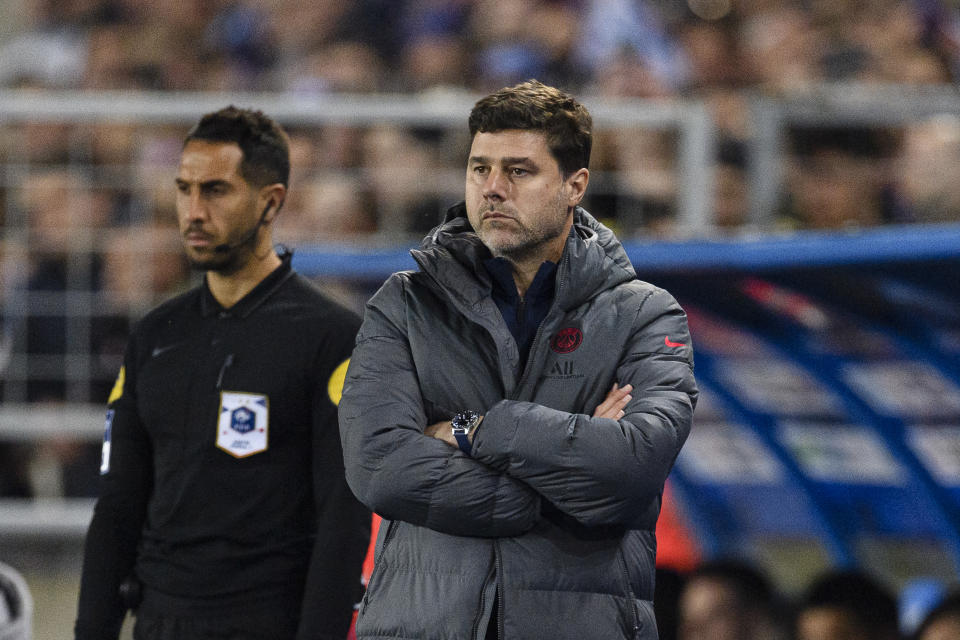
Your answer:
[496,252,572,638]
[361,519,398,609]
[471,557,497,640]
[617,551,641,638]
[510,253,569,400]
[495,540,504,640]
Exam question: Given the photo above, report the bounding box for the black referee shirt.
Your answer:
[76,253,370,639]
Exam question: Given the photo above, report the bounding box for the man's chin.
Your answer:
[485,239,534,260]
[481,237,521,257]
[186,251,233,273]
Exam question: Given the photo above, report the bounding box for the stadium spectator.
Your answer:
[3,169,113,497]
[897,115,960,223]
[781,147,885,230]
[99,221,190,311]
[776,126,911,230]
[794,569,900,640]
[358,123,453,234]
[608,126,679,238]
[277,169,377,241]
[466,0,551,92]
[0,1,86,88]
[284,40,385,94]
[394,0,471,92]
[576,0,690,92]
[677,559,791,640]
[713,140,751,233]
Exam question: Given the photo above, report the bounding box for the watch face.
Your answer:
[452,411,477,456]
[453,410,479,431]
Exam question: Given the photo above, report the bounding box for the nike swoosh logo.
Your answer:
[151,342,186,358]
[664,336,686,348]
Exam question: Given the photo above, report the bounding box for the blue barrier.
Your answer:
[293,222,960,278]
[294,222,960,580]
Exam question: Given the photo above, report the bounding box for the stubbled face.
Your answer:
[465,129,583,264]
[175,140,263,273]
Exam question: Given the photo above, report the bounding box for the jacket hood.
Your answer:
[411,201,636,311]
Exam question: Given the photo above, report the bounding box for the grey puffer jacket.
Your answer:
[340,204,697,640]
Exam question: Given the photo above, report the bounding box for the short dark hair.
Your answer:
[468,79,592,176]
[800,569,898,636]
[184,106,290,188]
[686,559,779,612]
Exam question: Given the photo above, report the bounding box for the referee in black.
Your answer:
[74,107,371,640]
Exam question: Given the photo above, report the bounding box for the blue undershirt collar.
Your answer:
[482,257,557,370]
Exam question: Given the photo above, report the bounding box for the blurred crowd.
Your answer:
[658,560,960,640]
[0,3,957,488]
[2,0,960,243]
[1,0,956,95]
[0,1,958,494]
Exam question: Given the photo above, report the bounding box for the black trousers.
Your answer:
[132,580,304,640]
[133,606,299,640]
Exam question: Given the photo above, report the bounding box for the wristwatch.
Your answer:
[451,410,482,456]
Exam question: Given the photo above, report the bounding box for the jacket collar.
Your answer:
[411,202,636,312]
[199,249,295,318]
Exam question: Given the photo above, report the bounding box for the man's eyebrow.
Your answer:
[468,155,534,165]
[175,177,231,188]
[200,179,231,188]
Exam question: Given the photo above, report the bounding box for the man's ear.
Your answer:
[260,183,287,223]
[564,168,589,206]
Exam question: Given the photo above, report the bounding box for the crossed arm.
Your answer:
[340,279,696,537]
[423,383,634,446]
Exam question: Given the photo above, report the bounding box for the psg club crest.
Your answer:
[216,392,269,458]
[550,327,583,354]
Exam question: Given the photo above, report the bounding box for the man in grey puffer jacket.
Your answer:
[339,80,697,640]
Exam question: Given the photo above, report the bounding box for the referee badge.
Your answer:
[216,391,269,458]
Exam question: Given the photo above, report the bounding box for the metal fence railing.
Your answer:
[0,90,715,534]
[5,86,960,537]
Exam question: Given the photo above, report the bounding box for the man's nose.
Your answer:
[183,193,207,221]
[482,169,508,201]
